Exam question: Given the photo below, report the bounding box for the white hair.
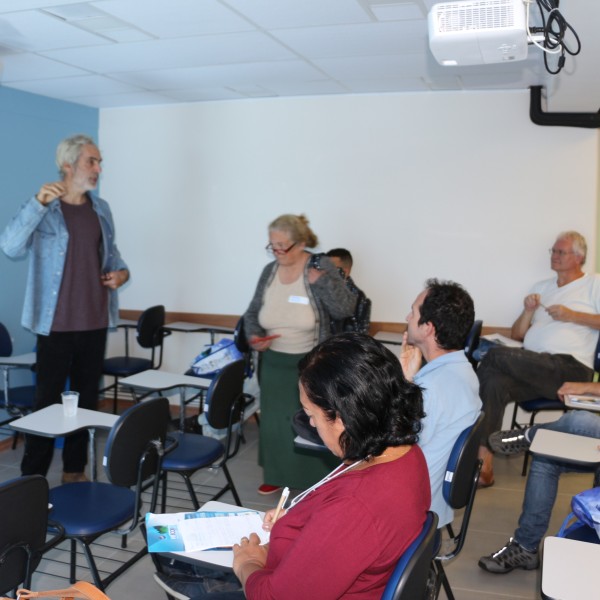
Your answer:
[55,134,97,178]
[556,230,587,264]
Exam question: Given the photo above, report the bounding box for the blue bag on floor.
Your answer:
[190,338,243,377]
[557,486,600,541]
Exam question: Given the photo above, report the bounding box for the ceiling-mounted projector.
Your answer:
[428,0,528,66]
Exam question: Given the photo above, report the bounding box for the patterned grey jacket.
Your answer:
[243,254,357,348]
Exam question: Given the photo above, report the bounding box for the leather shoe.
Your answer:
[61,472,89,484]
[477,470,494,488]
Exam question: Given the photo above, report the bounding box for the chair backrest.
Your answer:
[464,319,483,368]
[380,512,438,600]
[0,322,13,357]
[437,412,485,561]
[593,332,600,373]
[104,397,170,487]
[233,316,250,354]
[136,305,166,349]
[205,359,246,455]
[0,475,49,594]
[233,316,255,379]
[443,412,485,510]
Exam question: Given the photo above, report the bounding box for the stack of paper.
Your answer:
[565,394,600,412]
[145,510,269,553]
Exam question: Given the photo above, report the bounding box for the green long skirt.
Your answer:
[258,349,339,490]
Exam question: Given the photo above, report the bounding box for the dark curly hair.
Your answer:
[418,278,474,351]
[298,333,424,461]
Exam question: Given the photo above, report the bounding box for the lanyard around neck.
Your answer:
[287,459,363,510]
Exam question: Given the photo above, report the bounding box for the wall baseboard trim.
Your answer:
[120,309,240,329]
[119,310,512,339]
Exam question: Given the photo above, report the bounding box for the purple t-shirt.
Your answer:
[51,199,108,332]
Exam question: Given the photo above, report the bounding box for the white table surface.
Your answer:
[120,369,212,391]
[10,405,119,481]
[162,500,265,570]
[373,331,404,345]
[116,318,138,327]
[10,404,118,437]
[0,352,37,367]
[542,536,600,599]
[530,429,600,465]
[120,369,213,430]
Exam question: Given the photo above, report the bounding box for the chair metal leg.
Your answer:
[113,377,119,414]
[510,401,520,430]
[161,472,168,513]
[182,474,200,510]
[81,541,104,591]
[434,560,455,600]
[69,539,77,584]
[521,410,538,476]
[221,465,241,506]
[521,450,531,476]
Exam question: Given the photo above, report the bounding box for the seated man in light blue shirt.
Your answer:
[400,279,482,527]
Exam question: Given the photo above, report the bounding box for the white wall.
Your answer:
[98,90,599,336]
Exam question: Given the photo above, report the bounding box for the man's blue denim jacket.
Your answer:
[0,194,128,335]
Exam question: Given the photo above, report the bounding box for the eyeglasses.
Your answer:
[548,248,576,257]
[266,242,297,255]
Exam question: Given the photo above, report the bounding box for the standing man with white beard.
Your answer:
[0,134,129,482]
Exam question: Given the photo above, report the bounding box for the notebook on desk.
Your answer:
[530,429,600,464]
[565,394,600,412]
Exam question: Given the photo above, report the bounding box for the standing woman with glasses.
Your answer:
[243,214,357,495]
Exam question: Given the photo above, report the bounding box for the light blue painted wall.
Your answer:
[0,87,98,359]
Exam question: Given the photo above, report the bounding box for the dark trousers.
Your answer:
[21,328,107,476]
[477,346,593,445]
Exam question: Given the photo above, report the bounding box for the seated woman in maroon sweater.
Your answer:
[155,333,430,600]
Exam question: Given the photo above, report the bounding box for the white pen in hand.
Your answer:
[271,486,290,525]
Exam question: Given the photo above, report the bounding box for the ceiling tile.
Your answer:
[222,0,372,29]
[166,87,245,102]
[272,21,427,59]
[7,74,142,97]
[369,2,426,21]
[40,31,296,72]
[69,90,181,108]
[93,0,254,38]
[315,54,427,80]
[262,79,348,96]
[0,10,111,51]
[343,76,431,93]
[0,0,83,12]
[1,53,88,81]
[109,60,327,91]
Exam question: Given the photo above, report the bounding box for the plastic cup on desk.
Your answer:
[61,391,79,417]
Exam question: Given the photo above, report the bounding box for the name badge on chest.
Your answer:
[288,295,309,305]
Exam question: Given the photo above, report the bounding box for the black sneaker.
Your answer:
[488,429,530,455]
[478,539,539,574]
